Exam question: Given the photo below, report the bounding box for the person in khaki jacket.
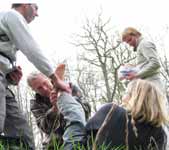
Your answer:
[121,27,164,92]
[122,27,169,148]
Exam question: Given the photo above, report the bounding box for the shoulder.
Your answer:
[86,103,126,131]
[139,38,156,50]
[2,10,20,20]
[30,94,51,109]
[86,103,113,131]
[1,10,26,27]
[104,104,127,123]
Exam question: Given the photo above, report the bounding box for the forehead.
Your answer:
[30,75,47,86]
[29,3,38,10]
[122,34,131,42]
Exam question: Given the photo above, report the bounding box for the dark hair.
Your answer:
[11,4,22,8]
[71,85,82,98]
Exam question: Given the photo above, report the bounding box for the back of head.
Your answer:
[11,4,22,8]
[71,84,82,98]
[123,79,168,126]
[122,27,141,41]
[11,1,38,8]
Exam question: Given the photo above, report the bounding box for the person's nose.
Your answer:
[44,86,48,91]
[35,9,39,17]
[33,9,38,17]
[35,12,38,17]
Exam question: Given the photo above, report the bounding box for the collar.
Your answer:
[35,93,51,106]
[133,36,143,52]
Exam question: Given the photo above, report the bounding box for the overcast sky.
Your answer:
[1,0,169,78]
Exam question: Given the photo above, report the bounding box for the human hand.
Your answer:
[49,89,58,105]
[51,105,58,112]
[50,74,71,93]
[119,76,126,80]
[124,64,135,67]
[6,66,23,85]
[126,72,138,80]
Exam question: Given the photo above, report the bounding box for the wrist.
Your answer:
[49,74,58,85]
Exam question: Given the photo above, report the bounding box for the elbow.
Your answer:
[151,58,161,70]
[154,61,161,70]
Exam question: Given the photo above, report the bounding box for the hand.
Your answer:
[49,89,58,105]
[7,66,23,85]
[124,64,135,67]
[119,76,126,80]
[50,74,71,93]
[126,72,137,80]
[51,105,58,112]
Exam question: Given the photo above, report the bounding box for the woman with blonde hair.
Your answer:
[93,79,168,150]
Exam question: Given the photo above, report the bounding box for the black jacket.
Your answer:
[86,103,167,150]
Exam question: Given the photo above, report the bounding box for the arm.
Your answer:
[5,11,71,92]
[30,99,60,134]
[4,10,54,77]
[136,41,161,78]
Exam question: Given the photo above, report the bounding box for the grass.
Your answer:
[0,135,126,150]
[0,136,29,150]
[44,133,127,150]
[0,134,160,150]
[0,141,27,150]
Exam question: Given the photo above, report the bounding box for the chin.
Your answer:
[27,18,34,24]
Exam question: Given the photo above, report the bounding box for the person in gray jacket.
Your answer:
[121,27,164,92]
[0,3,70,149]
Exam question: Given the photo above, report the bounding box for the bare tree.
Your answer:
[73,14,135,105]
[160,54,169,96]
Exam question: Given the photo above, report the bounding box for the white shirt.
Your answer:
[0,9,54,76]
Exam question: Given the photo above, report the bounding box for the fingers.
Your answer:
[52,74,71,93]
[17,66,22,70]
[9,73,21,84]
[119,76,126,80]
[8,66,23,85]
[51,105,58,112]
[15,66,23,76]
[49,90,58,105]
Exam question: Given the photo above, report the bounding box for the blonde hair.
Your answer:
[122,79,169,127]
[122,27,141,41]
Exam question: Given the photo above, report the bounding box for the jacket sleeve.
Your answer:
[30,99,60,134]
[4,11,54,77]
[136,41,161,78]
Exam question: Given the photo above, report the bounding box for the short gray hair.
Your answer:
[27,71,43,86]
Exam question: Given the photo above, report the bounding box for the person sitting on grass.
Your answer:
[86,79,168,150]
[27,64,91,150]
